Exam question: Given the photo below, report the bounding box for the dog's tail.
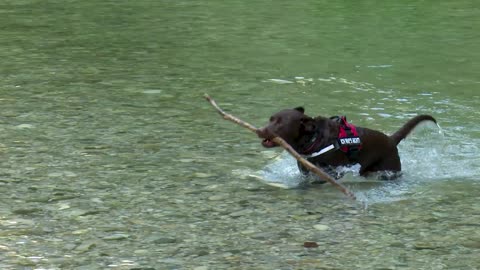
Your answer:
[390,115,437,145]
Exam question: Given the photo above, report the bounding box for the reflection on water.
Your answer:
[1,0,480,269]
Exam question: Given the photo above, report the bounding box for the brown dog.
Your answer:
[257,107,436,180]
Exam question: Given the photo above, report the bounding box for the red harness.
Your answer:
[336,116,362,154]
[301,116,362,159]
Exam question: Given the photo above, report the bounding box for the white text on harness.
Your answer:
[339,137,361,145]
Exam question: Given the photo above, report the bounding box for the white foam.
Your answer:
[252,123,479,205]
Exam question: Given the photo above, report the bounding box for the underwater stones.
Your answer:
[260,150,280,159]
[1,218,35,227]
[74,241,97,253]
[207,194,228,201]
[12,208,42,215]
[87,180,116,189]
[193,172,214,178]
[57,203,71,210]
[179,158,195,163]
[133,249,150,255]
[313,224,330,231]
[90,197,103,204]
[47,193,79,202]
[250,232,275,241]
[413,242,438,250]
[266,79,294,84]
[72,228,91,235]
[83,145,110,150]
[242,183,265,192]
[62,209,90,217]
[286,259,334,269]
[462,241,480,249]
[293,213,322,221]
[461,238,480,249]
[142,89,162,94]
[47,172,63,177]
[13,256,37,267]
[15,124,34,129]
[432,211,448,218]
[303,241,319,248]
[240,229,256,235]
[103,233,129,241]
[152,237,177,244]
[157,257,182,267]
[193,248,210,257]
[389,242,406,248]
[229,209,254,218]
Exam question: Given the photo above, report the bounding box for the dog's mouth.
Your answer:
[261,138,278,148]
[257,128,278,148]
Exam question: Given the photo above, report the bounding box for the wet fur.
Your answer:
[257,107,436,180]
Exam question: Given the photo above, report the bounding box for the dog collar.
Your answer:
[299,130,324,156]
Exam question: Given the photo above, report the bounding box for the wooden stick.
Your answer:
[204,94,356,200]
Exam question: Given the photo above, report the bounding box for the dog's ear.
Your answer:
[300,116,316,133]
[294,107,305,114]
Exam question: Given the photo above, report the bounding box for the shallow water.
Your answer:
[1,1,480,269]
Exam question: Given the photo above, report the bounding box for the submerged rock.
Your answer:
[152,237,177,244]
[12,208,42,215]
[229,209,254,218]
[143,89,162,94]
[313,224,330,231]
[75,241,97,253]
[193,172,214,178]
[103,234,129,241]
[303,241,319,248]
[208,194,228,201]
[16,124,35,129]
[461,239,480,249]
[413,242,438,250]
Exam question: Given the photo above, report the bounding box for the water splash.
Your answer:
[251,76,478,204]
[244,121,478,205]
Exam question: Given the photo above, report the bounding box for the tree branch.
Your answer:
[204,94,356,200]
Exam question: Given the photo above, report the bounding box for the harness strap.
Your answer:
[303,116,362,159]
[335,116,362,158]
[302,143,336,158]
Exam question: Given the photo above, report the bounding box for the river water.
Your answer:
[1,1,479,269]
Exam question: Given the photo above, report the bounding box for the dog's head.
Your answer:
[257,107,318,149]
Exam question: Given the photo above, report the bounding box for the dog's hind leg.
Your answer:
[359,155,402,180]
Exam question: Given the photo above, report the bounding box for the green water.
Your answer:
[1,1,479,269]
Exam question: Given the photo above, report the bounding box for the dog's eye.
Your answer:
[270,116,275,122]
